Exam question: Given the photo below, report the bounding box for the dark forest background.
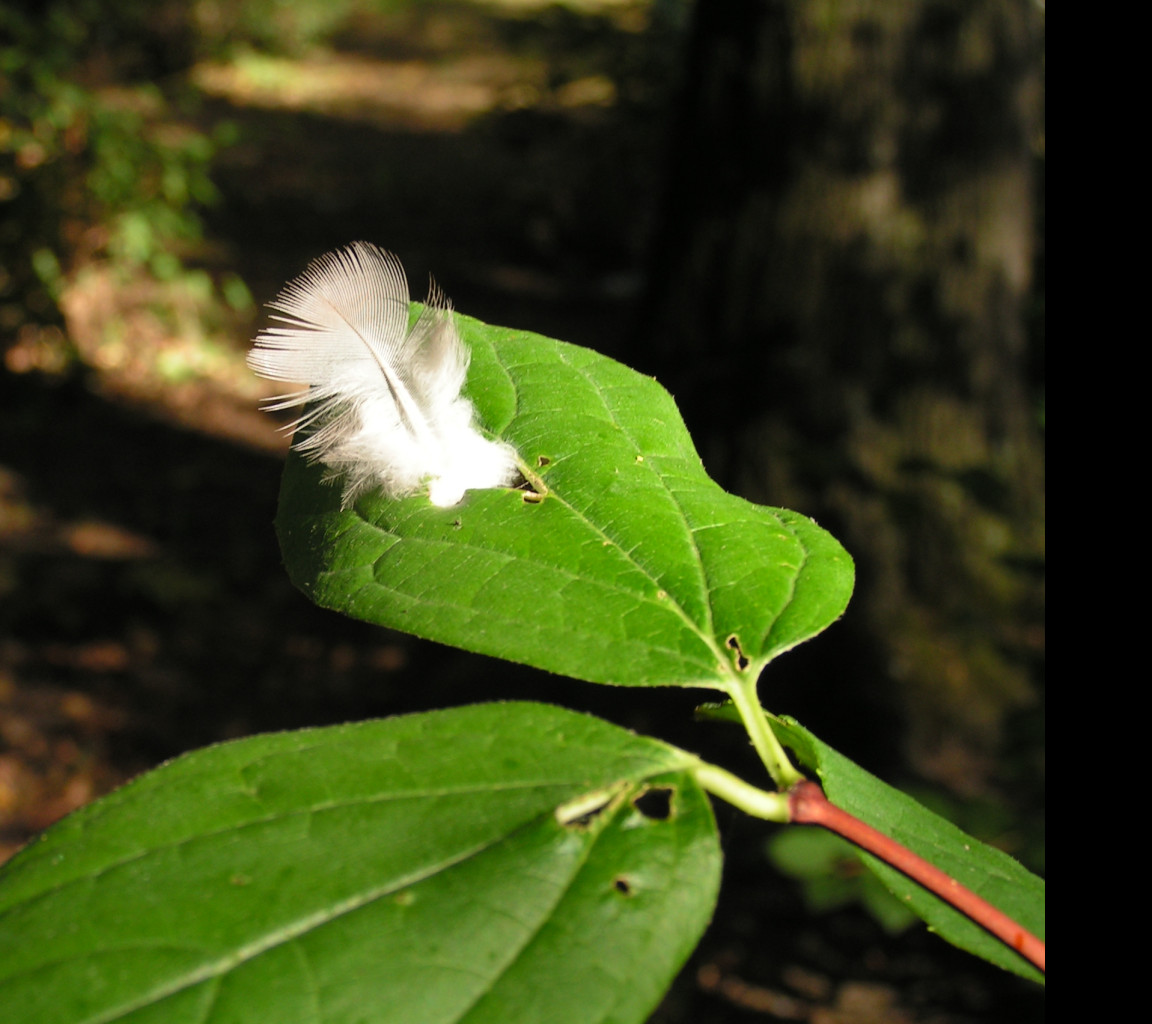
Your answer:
[1,1,1043,1021]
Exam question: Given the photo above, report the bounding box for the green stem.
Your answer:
[692,762,790,822]
[727,675,805,789]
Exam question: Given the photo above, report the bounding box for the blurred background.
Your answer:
[1,1,1043,1020]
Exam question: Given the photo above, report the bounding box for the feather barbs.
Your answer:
[248,242,520,508]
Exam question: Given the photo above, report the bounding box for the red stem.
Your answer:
[788,780,1045,974]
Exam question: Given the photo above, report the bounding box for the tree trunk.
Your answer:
[639,0,1044,798]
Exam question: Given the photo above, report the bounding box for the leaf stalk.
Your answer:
[727,676,805,790]
[692,762,790,822]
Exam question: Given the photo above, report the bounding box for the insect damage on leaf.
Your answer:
[555,781,630,828]
[726,635,750,671]
[632,786,674,821]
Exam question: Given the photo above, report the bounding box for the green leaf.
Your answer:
[276,313,854,691]
[770,715,1045,983]
[0,702,721,1024]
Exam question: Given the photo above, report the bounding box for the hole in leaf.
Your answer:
[632,786,674,820]
[726,634,749,671]
[613,876,634,896]
[537,455,552,467]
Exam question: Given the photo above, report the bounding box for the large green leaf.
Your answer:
[276,313,854,690]
[0,702,721,1024]
[770,715,1045,983]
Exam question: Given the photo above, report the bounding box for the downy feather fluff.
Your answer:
[247,242,520,508]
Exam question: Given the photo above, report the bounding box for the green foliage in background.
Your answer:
[0,2,226,324]
[194,0,371,57]
[767,825,919,934]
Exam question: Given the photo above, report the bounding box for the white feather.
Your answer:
[247,242,521,508]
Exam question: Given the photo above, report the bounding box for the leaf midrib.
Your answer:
[517,345,732,680]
